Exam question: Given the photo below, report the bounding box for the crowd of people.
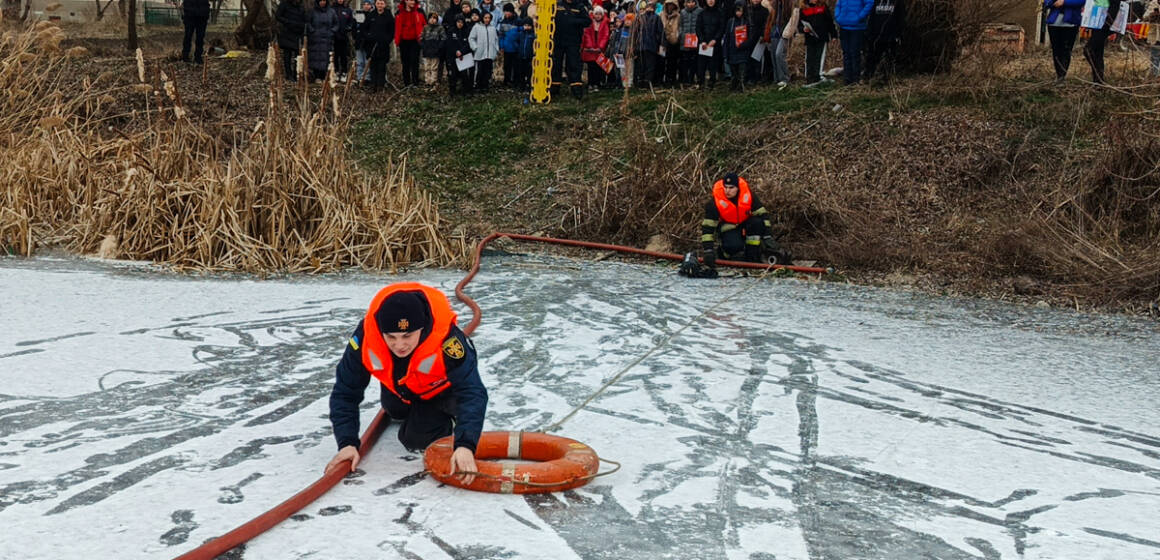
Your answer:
[171,0,1153,98]
[262,0,909,98]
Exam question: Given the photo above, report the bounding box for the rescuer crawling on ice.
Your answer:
[325,282,488,485]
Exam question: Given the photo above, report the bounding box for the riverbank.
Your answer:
[4,23,1159,315]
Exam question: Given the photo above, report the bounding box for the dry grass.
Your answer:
[562,98,713,244]
[557,61,1159,307]
[1028,118,1160,303]
[1,24,467,272]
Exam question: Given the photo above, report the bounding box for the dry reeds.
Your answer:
[562,98,712,243]
[1029,119,1160,303]
[1,25,466,272]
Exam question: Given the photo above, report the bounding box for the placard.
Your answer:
[456,52,475,70]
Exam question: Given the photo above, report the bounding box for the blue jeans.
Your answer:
[355,48,369,83]
[839,28,865,84]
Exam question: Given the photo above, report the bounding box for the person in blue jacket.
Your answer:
[834,0,873,84]
[325,283,488,485]
[1043,0,1085,83]
[498,4,523,87]
[517,17,536,91]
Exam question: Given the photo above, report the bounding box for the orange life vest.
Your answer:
[712,178,753,225]
[360,282,458,404]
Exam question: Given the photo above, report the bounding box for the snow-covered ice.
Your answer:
[1,254,1158,559]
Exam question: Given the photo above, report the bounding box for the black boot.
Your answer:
[570,83,584,100]
[744,244,762,263]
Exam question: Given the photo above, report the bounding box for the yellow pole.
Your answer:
[530,0,558,104]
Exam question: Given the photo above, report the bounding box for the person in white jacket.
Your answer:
[469,11,500,91]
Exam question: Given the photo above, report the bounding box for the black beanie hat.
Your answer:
[723,172,739,186]
[376,291,430,333]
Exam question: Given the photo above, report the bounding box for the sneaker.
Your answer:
[340,74,348,83]
[776,80,787,89]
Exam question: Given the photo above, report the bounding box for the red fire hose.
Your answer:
[174,232,828,559]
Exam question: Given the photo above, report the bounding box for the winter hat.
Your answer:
[503,2,515,12]
[723,173,740,187]
[376,291,430,334]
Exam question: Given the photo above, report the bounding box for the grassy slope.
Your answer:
[350,76,1158,310]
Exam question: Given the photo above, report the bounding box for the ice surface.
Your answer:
[1,254,1158,559]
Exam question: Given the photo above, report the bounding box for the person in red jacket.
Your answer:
[581,6,611,89]
[395,0,427,86]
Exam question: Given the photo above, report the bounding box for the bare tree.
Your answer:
[235,0,276,48]
[127,0,138,50]
[92,0,117,19]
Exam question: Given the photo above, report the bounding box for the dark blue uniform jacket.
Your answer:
[329,320,487,453]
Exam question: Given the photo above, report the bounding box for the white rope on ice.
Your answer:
[542,267,776,433]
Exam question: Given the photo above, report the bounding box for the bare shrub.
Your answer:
[900,0,1026,73]
[1029,120,1160,302]
[561,98,712,246]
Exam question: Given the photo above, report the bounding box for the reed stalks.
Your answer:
[1,25,466,272]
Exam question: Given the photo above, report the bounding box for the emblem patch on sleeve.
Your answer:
[442,337,465,359]
[349,335,360,350]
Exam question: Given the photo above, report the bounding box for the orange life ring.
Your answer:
[424,431,600,494]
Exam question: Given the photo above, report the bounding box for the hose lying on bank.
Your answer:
[174,232,828,559]
[456,232,829,334]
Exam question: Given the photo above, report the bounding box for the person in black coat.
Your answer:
[333,0,356,80]
[743,0,768,83]
[308,0,339,81]
[446,15,475,95]
[444,0,464,33]
[1084,0,1123,84]
[799,0,836,85]
[723,2,756,91]
[182,0,210,63]
[862,0,904,81]
[633,1,664,88]
[276,0,310,81]
[552,0,590,99]
[363,0,396,91]
[695,0,725,87]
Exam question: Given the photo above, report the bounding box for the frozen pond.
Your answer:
[1,254,1158,560]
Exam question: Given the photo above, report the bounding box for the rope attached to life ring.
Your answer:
[429,456,622,489]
